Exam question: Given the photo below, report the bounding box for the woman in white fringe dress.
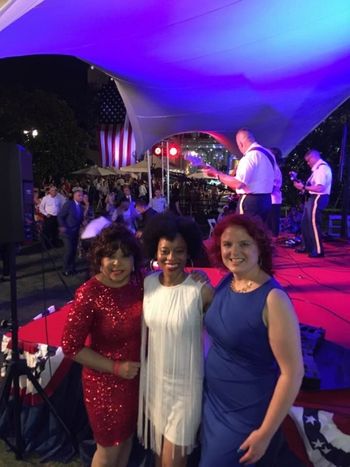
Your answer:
[138,213,213,467]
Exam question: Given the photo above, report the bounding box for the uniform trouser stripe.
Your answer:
[238,194,247,214]
[311,194,322,254]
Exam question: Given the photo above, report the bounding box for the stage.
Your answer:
[1,241,350,466]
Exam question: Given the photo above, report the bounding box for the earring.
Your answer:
[187,258,194,268]
[150,259,156,271]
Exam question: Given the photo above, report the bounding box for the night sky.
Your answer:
[0,55,89,110]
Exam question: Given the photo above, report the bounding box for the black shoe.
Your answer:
[308,252,324,258]
[295,247,307,253]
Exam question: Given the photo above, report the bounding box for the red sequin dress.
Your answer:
[61,274,143,447]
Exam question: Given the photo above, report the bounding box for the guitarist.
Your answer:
[292,149,332,258]
[204,128,276,222]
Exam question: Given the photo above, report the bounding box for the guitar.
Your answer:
[289,171,302,183]
[184,154,217,175]
[289,171,306,195]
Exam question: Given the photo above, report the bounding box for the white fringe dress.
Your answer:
[138,272,204,455]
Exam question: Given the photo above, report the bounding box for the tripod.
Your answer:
[0,242,76,459]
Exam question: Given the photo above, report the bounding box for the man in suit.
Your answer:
[134,197,158,239]
[58,187,84,276]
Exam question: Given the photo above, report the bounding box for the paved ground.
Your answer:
[0,242,87,328]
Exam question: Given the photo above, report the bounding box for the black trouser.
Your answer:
[42,215,59,248]
[62,231,80,273]
[301,194,329,255]
[267,204,281,237]
[237,194,272,223]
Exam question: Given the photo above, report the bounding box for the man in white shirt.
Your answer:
[150,189,167,213]
[39,185,65,248]
[204,128,275,222]
[294,149,332,258]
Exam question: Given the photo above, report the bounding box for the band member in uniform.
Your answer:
[204,129,275,222]
[293,149,332,257]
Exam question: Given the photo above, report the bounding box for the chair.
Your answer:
[207,218,217,237]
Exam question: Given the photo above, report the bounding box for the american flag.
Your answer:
[98,80,136,168]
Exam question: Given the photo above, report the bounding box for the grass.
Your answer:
[0,440,82,466]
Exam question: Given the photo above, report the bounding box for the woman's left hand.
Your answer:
[190,269,210,283]
[238,429,271,464]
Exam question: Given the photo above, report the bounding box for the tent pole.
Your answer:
[166,141,170,207]
[161,141,165,196]
[147,150,152,203]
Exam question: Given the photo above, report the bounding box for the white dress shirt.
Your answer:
[235,143,275,195]
[39,194,64,216]
[307,159,332,195]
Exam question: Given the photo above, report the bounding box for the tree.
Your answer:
[0,86,88,184]
[283,98,350,210]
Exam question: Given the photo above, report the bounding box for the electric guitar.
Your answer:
[184,154,218,178]
[289,171,301,183]
[289,171,306,195]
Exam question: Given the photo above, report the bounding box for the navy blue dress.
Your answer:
[200,274,282,467]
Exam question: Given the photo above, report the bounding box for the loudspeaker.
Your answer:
[0,142,33,243]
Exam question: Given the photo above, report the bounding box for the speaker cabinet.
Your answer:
[0,142,33,243]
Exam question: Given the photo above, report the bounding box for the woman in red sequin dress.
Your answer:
[62,224,143,467]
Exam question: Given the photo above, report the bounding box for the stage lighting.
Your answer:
[154,146,162,156]
[169,146,178,157]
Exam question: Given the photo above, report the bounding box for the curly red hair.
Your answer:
[207,214,274,275]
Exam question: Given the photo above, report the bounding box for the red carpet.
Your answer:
[274,240,350,349]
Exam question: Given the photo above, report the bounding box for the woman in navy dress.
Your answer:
[200,214,304,466]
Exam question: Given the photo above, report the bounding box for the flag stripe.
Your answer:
[98,119,136,168]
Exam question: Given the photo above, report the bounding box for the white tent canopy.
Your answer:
[0,0,349,155]
[119,158,181,173]
[119,159,161,174]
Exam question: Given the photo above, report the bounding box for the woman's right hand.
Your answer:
[114,361,140,379]
[238,428,271,464]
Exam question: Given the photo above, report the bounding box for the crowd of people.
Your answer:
[31,172,231,277]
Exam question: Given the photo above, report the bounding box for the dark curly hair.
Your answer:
[142,213,203,261]
[88,224,143,274]
[208,213,274,275]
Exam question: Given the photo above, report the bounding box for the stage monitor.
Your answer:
[0,142,33,243]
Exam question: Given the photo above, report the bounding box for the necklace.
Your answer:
[230,278,254,293]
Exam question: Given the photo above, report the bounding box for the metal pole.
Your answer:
[9,242,23,458]
[340,122,349,239]
[166,141,170,207]
[161,141,165,196]
[147,150,152,203]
